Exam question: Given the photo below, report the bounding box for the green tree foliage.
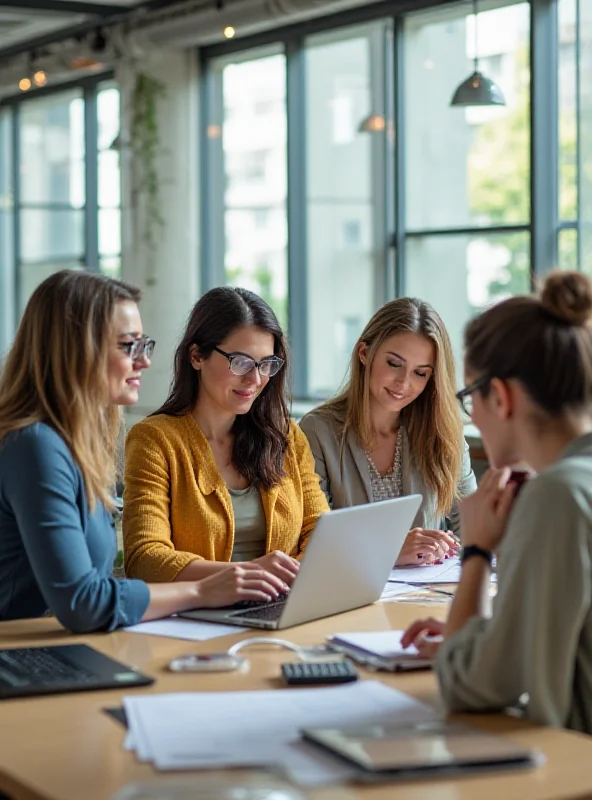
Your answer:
[468,45,579,298]
[226,264,288,328]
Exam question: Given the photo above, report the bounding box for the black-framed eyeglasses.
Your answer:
[119,336,156,361]
[455,375,491,418]
[214,346,284,378]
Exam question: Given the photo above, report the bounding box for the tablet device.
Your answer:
[302,720,543,781]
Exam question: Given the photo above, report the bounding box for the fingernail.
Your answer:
[434,559,443,565]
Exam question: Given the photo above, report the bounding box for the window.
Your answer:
[405,4,530,232]
[0,75,121,354]
[0,109,14,354]
[580,0,592,275]
[18,89,85,309]
[212,50,288,328]
[305,23,391,397]
[98,83,122,278]
[406,231,530,370]
[404,2,530,378]
[201,0,584,400]
[559,0,578,266]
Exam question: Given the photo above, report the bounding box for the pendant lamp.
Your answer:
[451,0,506,107]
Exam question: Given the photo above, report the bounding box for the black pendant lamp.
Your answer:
[451,0,506,107]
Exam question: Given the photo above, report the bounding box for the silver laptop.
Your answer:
[180,494,422,630]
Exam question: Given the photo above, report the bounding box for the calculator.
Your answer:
[281,660,358,685]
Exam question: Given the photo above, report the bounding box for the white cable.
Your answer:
[228,638,301,656]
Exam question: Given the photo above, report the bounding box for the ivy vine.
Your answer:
[130,72,167,258]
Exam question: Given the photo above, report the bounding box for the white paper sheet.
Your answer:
[123,618,246,641]
[379,582,418,599]
[122,681,435,786]
[330,630,419,658]
[388,556,462,584]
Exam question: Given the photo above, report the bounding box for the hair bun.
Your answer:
[540,271,592,327]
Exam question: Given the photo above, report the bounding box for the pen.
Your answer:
[422,587,455,598]
[388,581,455,598]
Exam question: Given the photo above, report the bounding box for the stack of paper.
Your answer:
[123,681,435,787]
[388,555,497,587]
[388,556,462,585]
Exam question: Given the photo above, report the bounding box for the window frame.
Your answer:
[200,0,564,401]
[0,70,116,320]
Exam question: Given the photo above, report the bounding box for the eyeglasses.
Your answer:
[455,375,491,418]
[213,346,284,378]
[119,337,156,361]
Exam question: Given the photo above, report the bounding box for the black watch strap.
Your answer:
[460,544,493,566]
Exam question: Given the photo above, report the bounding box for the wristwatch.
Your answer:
[460,544,493,567]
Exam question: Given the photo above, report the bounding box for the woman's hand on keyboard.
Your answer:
[194,565,288,608]
[239,551,300,585]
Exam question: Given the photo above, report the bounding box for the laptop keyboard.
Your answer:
[0,647,96,688]
[228,591,289,613]
[231,602,286,622]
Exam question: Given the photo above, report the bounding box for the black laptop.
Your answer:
[0,644,154,699]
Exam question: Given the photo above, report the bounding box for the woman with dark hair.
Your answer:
[402,271,592,734]
[300,297,475,566]
[123,287,329,584]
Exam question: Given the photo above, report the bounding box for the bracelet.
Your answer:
[460,544,493,567]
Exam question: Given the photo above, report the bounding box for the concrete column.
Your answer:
[118,50,200,425]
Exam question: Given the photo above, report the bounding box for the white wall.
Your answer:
[118,50,200,425]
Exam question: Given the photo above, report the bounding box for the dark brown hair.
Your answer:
[155,287,290,489]
[0,269,141,510]
[465,271,592,416]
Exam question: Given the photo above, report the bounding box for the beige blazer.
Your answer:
[299,408,476,533]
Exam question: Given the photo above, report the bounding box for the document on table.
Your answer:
[389,555,497,586]
[389,556,462,584]
[123,618,246,641]
[379,581,419,599]
[123,681,436,787]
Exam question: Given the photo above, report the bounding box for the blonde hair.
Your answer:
[0,270,141,511]
[321,297,463,516]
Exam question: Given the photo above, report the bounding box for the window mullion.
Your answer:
[84,85,99,272]
[530,0,559,282]
[286,37,308,398]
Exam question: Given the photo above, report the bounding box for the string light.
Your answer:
[18,78,31,92]
[223,25,235,38]
[33,70,47,87]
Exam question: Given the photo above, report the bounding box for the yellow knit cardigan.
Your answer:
[122,413,330,582]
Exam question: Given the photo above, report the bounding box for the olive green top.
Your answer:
[228,485,266,562]
[436,432,592,734]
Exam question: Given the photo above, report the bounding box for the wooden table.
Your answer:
[1,601,592,800]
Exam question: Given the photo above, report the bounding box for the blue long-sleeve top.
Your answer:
[0,422,150,633]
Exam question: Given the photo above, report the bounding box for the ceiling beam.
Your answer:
[0,0,180,59]
[0,0,122,13]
